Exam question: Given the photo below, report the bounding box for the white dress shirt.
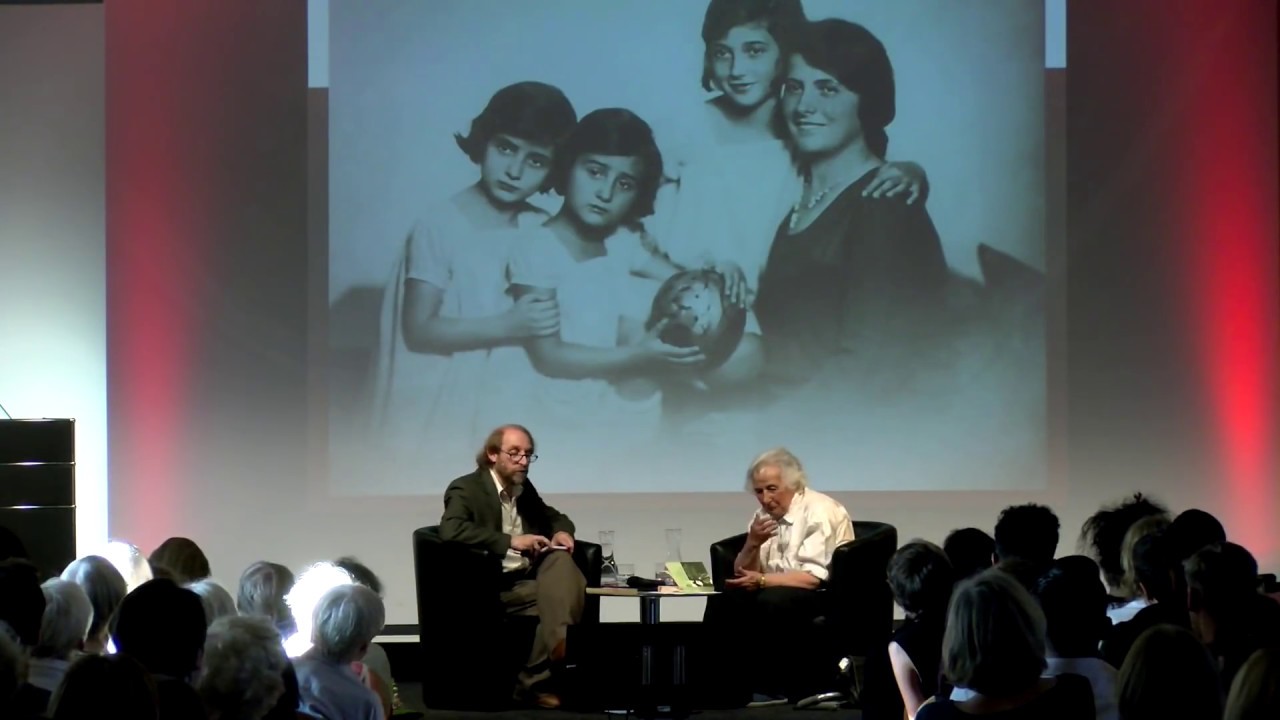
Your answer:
[492,469,528,572]
[752,489,855,580]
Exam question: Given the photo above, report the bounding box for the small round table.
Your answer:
[586,587,718,718]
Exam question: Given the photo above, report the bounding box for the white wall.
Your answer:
[0,5,107,557]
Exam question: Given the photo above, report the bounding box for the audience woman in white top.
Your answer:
[704,447,855,706]
[293,584,387,720]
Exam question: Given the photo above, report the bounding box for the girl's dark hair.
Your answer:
[888,540,956,618]
[550,108,664,224]
[1078,493,1169,590]
[785,19,896,159]
[700,0,807,91]
[454,81,577,183]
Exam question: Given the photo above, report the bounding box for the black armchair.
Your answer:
[412,525,602,709]
[708,521,898,706]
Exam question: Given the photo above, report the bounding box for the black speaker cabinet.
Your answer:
[0,419,76,580]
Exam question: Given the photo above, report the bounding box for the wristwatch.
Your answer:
[757,574,767,589]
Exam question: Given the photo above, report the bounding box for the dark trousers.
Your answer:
[703,587,828,701]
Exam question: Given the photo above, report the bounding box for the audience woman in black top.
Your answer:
[943,528,995,581]
[888,541,957,719]
[1117,625,1223,720]
[1184,542,1280,690]
[1101,531,1189,668]
[753,18,948,390]
[917,568,1094,720]
[49,653,161,720]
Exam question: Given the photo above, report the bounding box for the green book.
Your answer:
[665,561,713,591]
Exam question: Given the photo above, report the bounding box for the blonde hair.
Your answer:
[1225,648,1280,720]
[745,447,808,491]
[942,568,1047,697]
[1119,514,1170,597]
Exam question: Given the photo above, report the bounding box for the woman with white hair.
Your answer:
[705,447,855,706]
[237,561,297,638]
[187,579,239,627]
[59,555,127,654]
[198,615,291,720]
[29,579,93,699]
[293,584,386,720]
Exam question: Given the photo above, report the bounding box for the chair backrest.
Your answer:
[828,521,898,656]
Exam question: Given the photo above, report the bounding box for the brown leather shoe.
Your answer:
[531,692,561,709]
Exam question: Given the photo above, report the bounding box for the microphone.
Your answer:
[626,575,662,591]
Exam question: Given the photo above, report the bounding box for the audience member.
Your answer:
[943,528,995,580]
[187,579,239,627]
[150,537,213,585]
[994,504,1060,577]
[333,557,395,712]
[1078,494,1169,607]
[1036,557,1119,720]
[1224,648,1280,720]
[919,568,1094,720]
[100,540,154,593]
[0,628,23,712]
[1101,531,1189,668]
[888,541,956,719]
[0,525,28,562]
[293,584,386,720]
[237,561,297,638]
[0,559,52,716]
[59,556,128,654]
[1117,624,1222,720]
[261,662,302,720]
[111,578,210,719]
[1166,509,1227,564]
[994,557,1042,592]
[198,615,290,720]
[48,653,160,720]
[1184,542,1280,688]
[30,579,93,700]
[1109,515,1170,623]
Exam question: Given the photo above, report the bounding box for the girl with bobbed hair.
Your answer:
[494,108,708,455]
[370,81,579,464]
[237,561,297,638]
[917,568,1094,720]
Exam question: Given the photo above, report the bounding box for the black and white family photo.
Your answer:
[325,0,1050,496]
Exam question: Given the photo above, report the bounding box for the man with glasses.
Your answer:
[439,423,585,709]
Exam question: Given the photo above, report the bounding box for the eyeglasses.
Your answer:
[503,450,538,463]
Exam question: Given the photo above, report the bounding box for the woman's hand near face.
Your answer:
[863,161,930,205]
[747,514,779,548]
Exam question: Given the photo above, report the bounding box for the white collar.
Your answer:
[491,469,522,501]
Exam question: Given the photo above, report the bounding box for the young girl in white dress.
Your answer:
[488,108,704,482]
[368,82,576,474]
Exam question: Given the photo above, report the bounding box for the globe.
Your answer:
[645,269,747,370]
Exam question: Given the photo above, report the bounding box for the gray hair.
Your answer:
[237,561,296,637]
[198,615,288,720]
[187,579,238,628]
[311,584,384,664]
[60,556,128,646]
[942,568,1048,697]
[745,447,809,491]
[35,579,93,659]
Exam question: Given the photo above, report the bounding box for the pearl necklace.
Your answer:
[788,175,857,231]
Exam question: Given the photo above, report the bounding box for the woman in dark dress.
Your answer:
[754,19,949,389]
[889,541,958,719]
